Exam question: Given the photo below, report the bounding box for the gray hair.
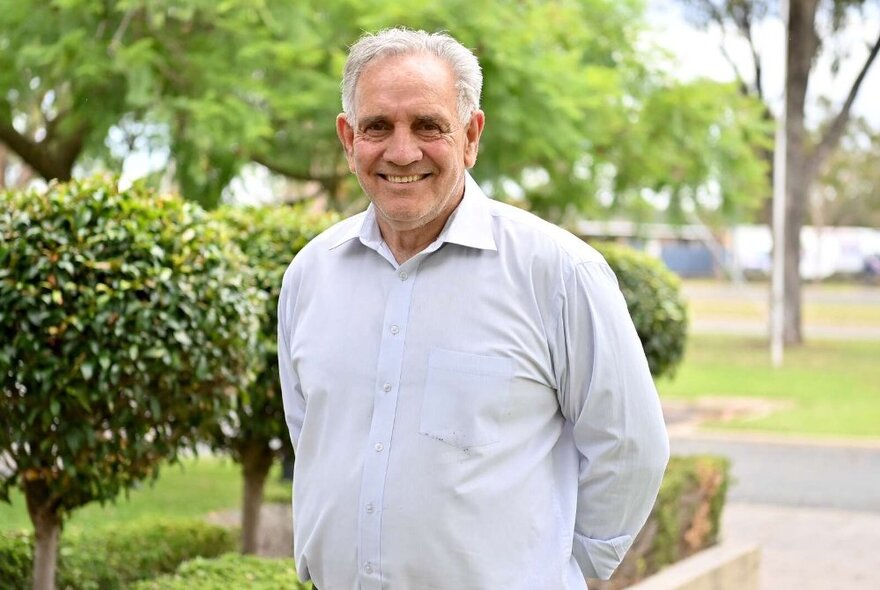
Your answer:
[341,28,483,125]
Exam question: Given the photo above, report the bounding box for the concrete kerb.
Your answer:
[626,542,761,590]
[666,426,880,451]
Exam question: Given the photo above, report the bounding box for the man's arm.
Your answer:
[278,265,306,450]
[554,260,670,580]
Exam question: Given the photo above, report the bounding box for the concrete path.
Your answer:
[722,502,880,590]
[671,432,880,589]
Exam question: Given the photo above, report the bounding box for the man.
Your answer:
[278,28,669,590]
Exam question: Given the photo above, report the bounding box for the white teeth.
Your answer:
[385,175,425,183]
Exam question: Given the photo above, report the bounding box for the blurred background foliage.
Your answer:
[0,0,771,223]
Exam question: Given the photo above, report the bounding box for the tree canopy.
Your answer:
[1,0,770,220]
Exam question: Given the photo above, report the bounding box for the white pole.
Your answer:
[771,0,789,368]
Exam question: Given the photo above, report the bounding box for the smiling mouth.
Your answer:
[380,174,430,184]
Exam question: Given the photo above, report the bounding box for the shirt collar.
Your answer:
[329,171,497,253]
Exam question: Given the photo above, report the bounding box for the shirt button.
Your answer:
[390,324,400,335]
[364,562,373,574]
[383,382,392,393]
[366,503,375,514]
[374,442,384,452]
[399,271,408,281]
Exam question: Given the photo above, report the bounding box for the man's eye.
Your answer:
[363,123,389,134]
[418,123,442,135]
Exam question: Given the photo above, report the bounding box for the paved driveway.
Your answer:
[671,435,880,512]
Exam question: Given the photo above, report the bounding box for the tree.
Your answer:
[811,118,880,228]
[602,79,771,226]
[679,0,880,344]
[207,204,336,554]
[0,176,262,589]
[0,0,325,208]
[1,0,769,220]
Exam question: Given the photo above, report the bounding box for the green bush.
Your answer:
[590,454,730,589]
[0,175,262,586]
[130,553,312,590]
[205,204,336,462]
[0,519,236,589]
[593,242,688,378]
[0,530,31,588]
[207,205,336,551]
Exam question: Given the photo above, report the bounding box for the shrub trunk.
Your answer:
[25,486,61,590]
[241,443,275,554]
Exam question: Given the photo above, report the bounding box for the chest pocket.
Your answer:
[419,348,514,449]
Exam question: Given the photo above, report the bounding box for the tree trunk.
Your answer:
[25,485,62,590]
[781,0,820,346]
[240,442,275,554]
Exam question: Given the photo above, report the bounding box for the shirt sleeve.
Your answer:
[278,264,306,451]
[554,260,670,581]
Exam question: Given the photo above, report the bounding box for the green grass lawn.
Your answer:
[0,455,291,534]
[657,334,880,438]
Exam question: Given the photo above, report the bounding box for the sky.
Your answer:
[644,0,880,127]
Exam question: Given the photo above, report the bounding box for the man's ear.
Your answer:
[463,110,485,169]
[336,113,356,173]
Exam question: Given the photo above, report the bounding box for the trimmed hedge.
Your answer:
[590,454,731,589]
[130,554,311,590]
[594,241,688,378]
[204,205,337,552]
[206,204,338,461]
[0,519,235,589]
[0,175,263,512]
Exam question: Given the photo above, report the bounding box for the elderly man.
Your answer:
[278,28,669,590]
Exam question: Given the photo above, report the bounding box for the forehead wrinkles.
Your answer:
[353,53,458,121]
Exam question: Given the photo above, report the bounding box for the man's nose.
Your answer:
[383,129,423,166]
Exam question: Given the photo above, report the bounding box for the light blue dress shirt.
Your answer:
[278,173,669,590]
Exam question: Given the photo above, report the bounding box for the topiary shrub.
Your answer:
[593,242,688,378]
[0,519,236,589]
[0,176,262,589]
[130,553,312,590]
[589,454,730,589]
[207,204,337,553]
[0,530,31,589]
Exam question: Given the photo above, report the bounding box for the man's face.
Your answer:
[337,52,484,233]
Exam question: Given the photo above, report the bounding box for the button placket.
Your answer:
[356,261,421,589]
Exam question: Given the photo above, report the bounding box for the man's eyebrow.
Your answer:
[358,115,387,129]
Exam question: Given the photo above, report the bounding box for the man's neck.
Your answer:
[378,212,450,264]
[377,193,464,264]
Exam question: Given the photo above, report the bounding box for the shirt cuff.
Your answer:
[572,532,633,580]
